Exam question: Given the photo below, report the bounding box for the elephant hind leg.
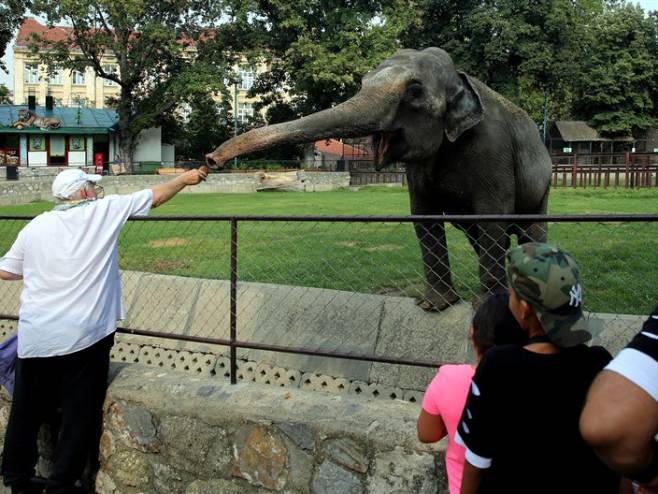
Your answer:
[517,187,549,244]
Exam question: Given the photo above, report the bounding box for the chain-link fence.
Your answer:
[0,214,656,393]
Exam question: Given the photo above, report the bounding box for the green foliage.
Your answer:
[401,0,602,130]
[215,0,417,117]
[162,95,233,160]
[0,0,30,72]
[573,2,658,136]
[29,0,231,163]
[0,84,11,104]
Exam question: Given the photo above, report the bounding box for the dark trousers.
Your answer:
[2,334,114,494]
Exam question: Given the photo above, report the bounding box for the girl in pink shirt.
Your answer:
[416,293,526,494]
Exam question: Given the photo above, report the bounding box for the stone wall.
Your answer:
[0,170,351,206]
[0,345,447,494]
[92,364,446,494]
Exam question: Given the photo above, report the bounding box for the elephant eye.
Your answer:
[406,83,424,102]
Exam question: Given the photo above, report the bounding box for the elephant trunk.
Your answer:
[205,84,403,168]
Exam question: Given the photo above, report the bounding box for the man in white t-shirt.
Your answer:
[581,304,658,493]
[0,166,207,494]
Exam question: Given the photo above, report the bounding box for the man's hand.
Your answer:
[181,167,208,186]
[151,166,209,208]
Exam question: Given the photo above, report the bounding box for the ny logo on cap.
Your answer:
[569,284,582,308]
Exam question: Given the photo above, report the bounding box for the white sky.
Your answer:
[2,1,658,90]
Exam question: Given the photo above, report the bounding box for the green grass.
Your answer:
[1,186,656,315]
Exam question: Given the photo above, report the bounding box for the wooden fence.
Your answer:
[348,153,658,188]
[551,153,658,188]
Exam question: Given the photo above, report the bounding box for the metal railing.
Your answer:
[1,214,657,385]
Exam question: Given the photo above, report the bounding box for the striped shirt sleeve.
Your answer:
[605,305,658,403]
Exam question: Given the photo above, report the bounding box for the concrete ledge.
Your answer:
[0,172,351,206]
[0,271,647,396]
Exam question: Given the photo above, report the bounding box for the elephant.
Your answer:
[206,47,552,310]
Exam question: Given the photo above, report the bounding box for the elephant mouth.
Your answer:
[373,129,405,170]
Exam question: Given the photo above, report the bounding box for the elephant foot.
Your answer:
[416,290,461,312]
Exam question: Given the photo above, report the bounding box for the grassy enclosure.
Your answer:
[0,187,656,315]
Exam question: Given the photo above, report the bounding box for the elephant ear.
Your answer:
[445,72,484,143]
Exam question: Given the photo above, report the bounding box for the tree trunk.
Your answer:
[116,77,136,172]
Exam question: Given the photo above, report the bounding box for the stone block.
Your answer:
[159,415,220,474]
[137,345,157,367]
[277,422,315,452]
[148,348,178,371]
[368,447,438,494]
[231,424,288,491]
[122,274,200,334]
[0,319,16,340]
[189,352,217,377]
[106,449,150,489]
[110,341,140,363]
[369,298,472,390]
[214,356,231,380]
[273,368,302,388]
[323,437,368,474]
[150,461,190,494]
[301,373,349,394]
[402,389,424,404]
[106,401,160,453]
[312,460,362,494]
[284,437,314,492]
[236,360,257,382]
[185,479,245,494]
[254,362,275,385]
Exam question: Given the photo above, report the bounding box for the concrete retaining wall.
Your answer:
[0,359,446,494]
[0,171,350,205]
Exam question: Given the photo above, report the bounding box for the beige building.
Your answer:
[13,19,121,108]
[13,18,267,124]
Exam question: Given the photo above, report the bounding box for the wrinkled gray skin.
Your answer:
[206,47,551,310]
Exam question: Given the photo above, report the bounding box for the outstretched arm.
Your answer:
[151,168,208,208]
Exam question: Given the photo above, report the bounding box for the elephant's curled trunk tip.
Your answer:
[205,153,225,170]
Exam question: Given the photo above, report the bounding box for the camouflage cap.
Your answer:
[506,242,590,347]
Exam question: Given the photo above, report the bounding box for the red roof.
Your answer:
[16,18,72,47]
[15,17,204,49]
[314,139,373,159]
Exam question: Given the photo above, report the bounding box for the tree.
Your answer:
[28,0,230,166]
[162,95,233,161]
[0,84,11,104]
[213,0,417,129]
[400,0,603,135]
[573,2,658,136]
[0,0,31,72]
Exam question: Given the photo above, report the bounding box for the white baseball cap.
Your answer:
[52,168,102,200]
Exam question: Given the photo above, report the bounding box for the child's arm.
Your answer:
[417,408,447,443]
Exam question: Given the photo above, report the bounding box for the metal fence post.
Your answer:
[230,218,238,384]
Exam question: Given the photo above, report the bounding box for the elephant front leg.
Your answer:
[414,221,461,311]
[476,222,511,296]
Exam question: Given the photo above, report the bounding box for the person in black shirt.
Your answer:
[581,304,658,493]
[456,242,620,494]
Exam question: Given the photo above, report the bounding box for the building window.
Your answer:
[24,64,39,84]
[238,102,254,124]
[103,65,119,86]
[29,135,45,151]
[69,136,85,151]
[72,69,85,85]
[239,68,254,91]
[48,67,63,85]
